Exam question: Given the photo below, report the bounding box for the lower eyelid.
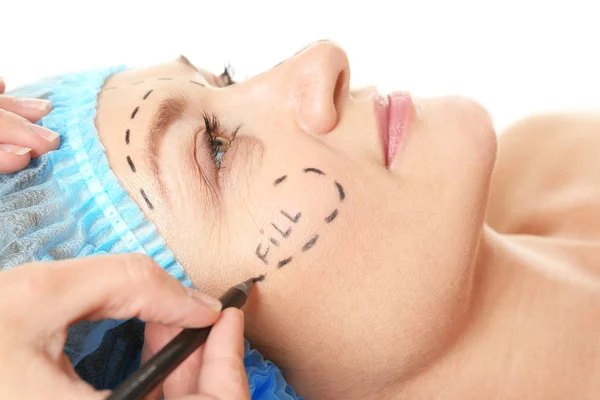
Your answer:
[217,136,264,193]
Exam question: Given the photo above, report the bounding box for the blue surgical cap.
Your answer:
[0,67,302,400]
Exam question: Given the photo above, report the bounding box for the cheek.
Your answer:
[241,174,479,372]
[234,166,347,275]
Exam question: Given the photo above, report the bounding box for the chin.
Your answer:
[440,95,498,167]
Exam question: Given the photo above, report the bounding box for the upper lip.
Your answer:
[374,91,413,168]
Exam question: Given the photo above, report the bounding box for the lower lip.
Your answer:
[375,91,413,168]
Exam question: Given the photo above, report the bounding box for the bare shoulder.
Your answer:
[486,112,600,239]
[497,112,600,154]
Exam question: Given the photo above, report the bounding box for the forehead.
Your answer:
[107,57,216,86]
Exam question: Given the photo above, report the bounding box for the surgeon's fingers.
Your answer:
[0,108,59,159]
[0,77,5,94]
[0,254,223,341]
[0,94,52,122]
[141,323,203,399]
[191,309,250,400]
[143,323,205,398]
[140,341,165,400]
[0,144,32,173]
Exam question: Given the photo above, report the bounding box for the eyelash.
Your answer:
[202,112,240,169]
[201,65,237,170]
[221,64,235,86]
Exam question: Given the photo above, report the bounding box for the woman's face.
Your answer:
[96,41,497,380]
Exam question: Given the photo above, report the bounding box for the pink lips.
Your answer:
[375,91,413,168]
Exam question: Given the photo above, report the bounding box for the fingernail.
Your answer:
[14,98,52,111]
[187,289,222,313]
[0,144,31,156]
[28,123,59,142]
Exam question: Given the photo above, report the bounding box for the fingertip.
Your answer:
[0,77,5,94]
[29,137,60,160]
[196,307,250,399]
[214,308,244,331]
[26,123,60,158]
[0,148,32,173]
[187,288,223,314]
[170,290,221,330]
[228,308,245,334]
[225,307,245,326]
[208,308,245,356]
[47,132,60,148]
[45,133,61,152]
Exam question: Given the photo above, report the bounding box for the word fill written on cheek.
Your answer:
[255,208,302,263]
[254,167,345,270]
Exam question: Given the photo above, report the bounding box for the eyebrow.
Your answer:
[146,94,188,194]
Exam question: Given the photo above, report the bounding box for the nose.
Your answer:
[285,41,351,135]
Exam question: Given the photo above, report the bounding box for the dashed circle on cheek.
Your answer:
[253,168,347,281]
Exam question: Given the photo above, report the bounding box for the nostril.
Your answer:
[333,69,347,111]
[292,41,350,135]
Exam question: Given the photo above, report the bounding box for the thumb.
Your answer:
[194,309,251,400]
[144,322,205,398]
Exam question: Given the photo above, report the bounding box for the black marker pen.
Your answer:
[106,276,261,400]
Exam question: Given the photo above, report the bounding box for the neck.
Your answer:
[252,226,596,399]
[390,225,596,399]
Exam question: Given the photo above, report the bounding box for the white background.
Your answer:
[2,0,599,132]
